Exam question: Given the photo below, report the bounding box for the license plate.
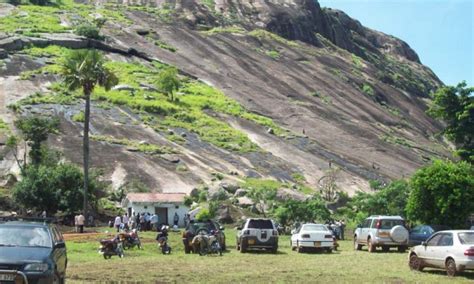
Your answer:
[0,273,16,281]
[248,239,255,245]
[314,241,321,247]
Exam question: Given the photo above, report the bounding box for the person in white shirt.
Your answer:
[123,213,130,230]
[77,213,85,233]
[114,214,122,232]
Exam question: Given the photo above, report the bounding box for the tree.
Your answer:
[343,180,410,225]
[318,168,340,202]
[428,81,474,163]
[247,186,277,217]
[156,67,180,101]
[60,49,118,219]
[14,116,59,166]
[13,163,97,214]
[273,197,330,227]
[406,160,474,228]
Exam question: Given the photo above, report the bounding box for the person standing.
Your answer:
[123,213,129,230]
[340,220,346,240]
[173,212,179,227]
[41,211,47,219]
[77,212,85,234]
[150,213,159,231]
[184,213,190,227]
[114,214,122,232]
[145,213,151,231]
[139,213,145,232]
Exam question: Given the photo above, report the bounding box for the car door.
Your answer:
[409,225,424,245]
[51,226,67,276]
[421,233,443,267]
[431,233,453,267]
[359,219,372,243]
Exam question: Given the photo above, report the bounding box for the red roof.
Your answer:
[125,193,186,203]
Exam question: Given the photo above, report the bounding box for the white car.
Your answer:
[291,223,335,253]
[408,230,474,277]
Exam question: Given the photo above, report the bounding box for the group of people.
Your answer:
[326,220,346,240]
[110,212,183,233]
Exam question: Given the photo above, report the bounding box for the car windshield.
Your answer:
[189,222,216,233]
[380,219,404,229]
[248,219,274,229]
[302,224,328,232]
[458,232,474,245]
[0,226,52,248]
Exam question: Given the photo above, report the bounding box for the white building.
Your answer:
[122,193,188,227]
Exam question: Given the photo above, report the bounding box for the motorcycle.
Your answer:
[99,236,124,259]
[198,230,222,256]
[119,229,142,250]
[156,225,171,254]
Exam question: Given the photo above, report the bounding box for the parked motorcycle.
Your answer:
[198,230,222,256]
[156,225,171,254]
[99,236,124,259]
[119,229,142,250]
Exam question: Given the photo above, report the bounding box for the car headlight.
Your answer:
[24,263,49,272]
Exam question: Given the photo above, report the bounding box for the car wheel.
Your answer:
[326,248,333,253]
[397,246,407,253]
[382,246,389,252]
[367,238,375,253]
[297,241,304,253]
[354,237,362,251]
[409,254,423,271]
[446,258,457,277]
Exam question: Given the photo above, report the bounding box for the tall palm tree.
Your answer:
[60,49,118,220]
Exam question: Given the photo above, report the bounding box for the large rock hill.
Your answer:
[0,0,450,196]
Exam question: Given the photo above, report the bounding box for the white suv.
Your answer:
[236,218,278,253]
[354,215,409,252]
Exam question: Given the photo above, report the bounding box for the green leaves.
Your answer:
[155,67,180,101]
[61,49,118,96]
[428,81,474,163]
[406,159,474,228]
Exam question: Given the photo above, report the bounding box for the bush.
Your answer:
[407,160,474,228]
[74,24,103,40]
[195,208,211,221]
[13,163,97,214]
[273,196,330,227]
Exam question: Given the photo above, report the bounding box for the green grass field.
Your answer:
[65,227,474,283]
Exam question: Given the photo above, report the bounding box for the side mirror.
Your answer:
[421,241,427,246]
[54,242,66,249]
[219,226,224,231]
[291,229,296,234]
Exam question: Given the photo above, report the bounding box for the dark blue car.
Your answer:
[0,219,67,284]
[408,225,450,246]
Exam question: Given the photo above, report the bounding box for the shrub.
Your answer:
[195,208,211,221]
[407,160,474,228]
[74,24,102,40]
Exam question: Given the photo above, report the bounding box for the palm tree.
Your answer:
[60,49,118,220]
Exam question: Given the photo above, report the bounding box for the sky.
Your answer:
[318,0,474,87]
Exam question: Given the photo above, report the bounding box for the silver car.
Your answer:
[354,215,409,252]
[409,230,474,277]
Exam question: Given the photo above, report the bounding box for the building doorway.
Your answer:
[155,207,168,225]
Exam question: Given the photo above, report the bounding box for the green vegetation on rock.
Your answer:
[91,135,177,155]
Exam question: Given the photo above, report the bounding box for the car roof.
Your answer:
[434,230,473,233]
[368,215,404,219]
